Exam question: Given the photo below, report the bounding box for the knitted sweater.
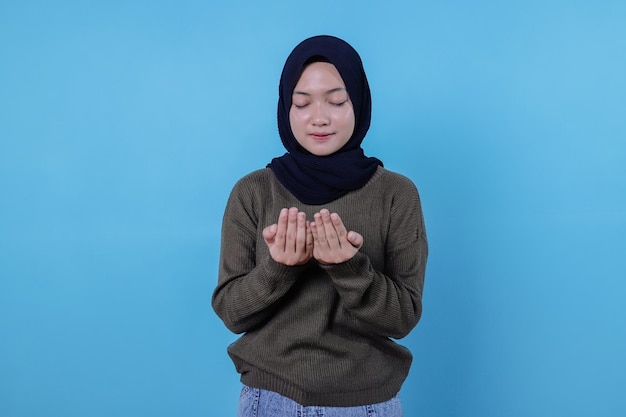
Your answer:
[212,166,428,407]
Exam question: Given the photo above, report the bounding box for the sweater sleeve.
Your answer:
[322,179,428,339]
[211,177,303,334]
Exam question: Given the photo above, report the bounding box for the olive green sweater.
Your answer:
[212,167,428,407]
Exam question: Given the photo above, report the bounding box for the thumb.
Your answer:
[263,224,277,244]
[347,231,363,249]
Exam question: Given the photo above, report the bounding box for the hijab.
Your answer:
[268,35,383,205]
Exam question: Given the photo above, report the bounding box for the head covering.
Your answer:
[268,35,382,205]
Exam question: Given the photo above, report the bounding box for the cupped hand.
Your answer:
[263,207,313,266]
[310,209,363,265]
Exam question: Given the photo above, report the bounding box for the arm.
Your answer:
[315,182,428,339]
[211,183,311,334]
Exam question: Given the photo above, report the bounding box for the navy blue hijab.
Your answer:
[268,35,382,205]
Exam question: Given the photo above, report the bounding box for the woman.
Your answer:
[212,35,428,417]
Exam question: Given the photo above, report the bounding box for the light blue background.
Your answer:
[1,1,625,416]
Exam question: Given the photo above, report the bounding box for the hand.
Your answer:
[263,207,313,266]
[310,209,363,265]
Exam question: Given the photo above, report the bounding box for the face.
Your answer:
[289,62,356,156]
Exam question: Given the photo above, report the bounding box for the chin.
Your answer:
[308,147,337,156]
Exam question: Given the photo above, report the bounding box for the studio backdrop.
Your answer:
[1,1,625,416]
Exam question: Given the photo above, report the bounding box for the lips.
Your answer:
[310,132,334,140]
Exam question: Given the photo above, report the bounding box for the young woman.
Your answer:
[212,35,428,417]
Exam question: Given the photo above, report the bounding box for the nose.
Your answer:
[311,103,329,126]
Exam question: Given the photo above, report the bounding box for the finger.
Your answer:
[347,231,364,249]
[320,209,340,249]
[274,208,289,248]
[310,219,319,242]
[262,224,277,244]
[313,212,328,247]
[330,212,349,242]
[285,207,299,251]
[310,220,328,264]
[295,211,308,251]
[305,221,314,253]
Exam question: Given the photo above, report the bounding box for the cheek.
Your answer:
[289,110,305,136]
[338,108,356,130]
[288,110,297,126]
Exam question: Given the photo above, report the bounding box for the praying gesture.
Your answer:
[263,208,363,266]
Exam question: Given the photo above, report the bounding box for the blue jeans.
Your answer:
[238,385,404,417]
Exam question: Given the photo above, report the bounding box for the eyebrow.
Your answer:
[292,87,347,96]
